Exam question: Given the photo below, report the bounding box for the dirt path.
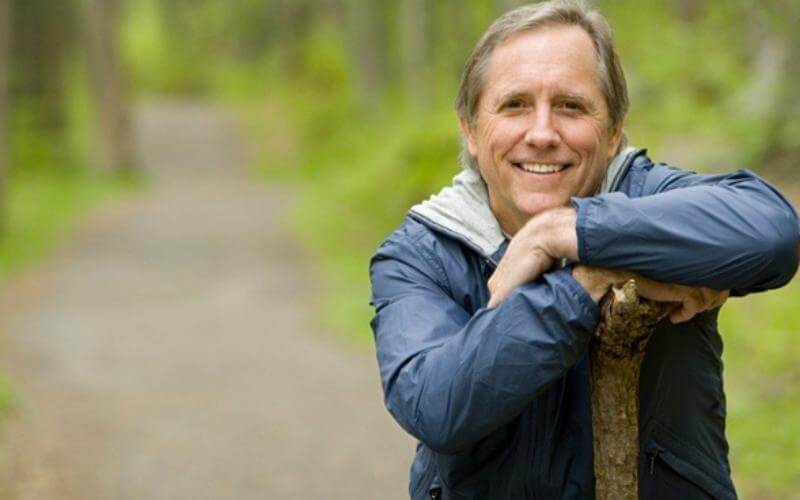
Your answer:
[0,100,412,499]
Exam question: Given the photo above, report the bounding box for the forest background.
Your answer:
[0,0,798,497]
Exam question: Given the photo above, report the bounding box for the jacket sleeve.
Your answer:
[369,228,598,454]
[571,161,800,295]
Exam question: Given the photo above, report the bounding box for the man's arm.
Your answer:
[571,163,799,293]
[370,225,599,454]
[489,161,799,303]
[488,207,730,322]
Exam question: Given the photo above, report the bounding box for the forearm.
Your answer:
[571,179,799,293]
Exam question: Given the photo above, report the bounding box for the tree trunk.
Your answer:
[591,280,669,499]
[750,4,800,174]
[399,0,428,107]
[344,0,386,108]
[11,0,78,169]
[0,0,9,234]
[272,0,315,78]
[87,0,135,176]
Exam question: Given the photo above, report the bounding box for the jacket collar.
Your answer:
[409,147,643,264]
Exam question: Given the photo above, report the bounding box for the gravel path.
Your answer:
[0,100,412,499]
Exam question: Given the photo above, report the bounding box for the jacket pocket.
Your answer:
[428,481,443,500]
[411,445,438,499]
[641,425,736,500]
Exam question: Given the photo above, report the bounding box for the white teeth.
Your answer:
[518,163,565,173]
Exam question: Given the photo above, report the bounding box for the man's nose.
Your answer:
[523,108,560,149]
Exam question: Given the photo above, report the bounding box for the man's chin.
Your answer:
[516,196,570,219]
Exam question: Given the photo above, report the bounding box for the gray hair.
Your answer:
[455,0,629,170]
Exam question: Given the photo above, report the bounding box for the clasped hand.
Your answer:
[487,208,729,323]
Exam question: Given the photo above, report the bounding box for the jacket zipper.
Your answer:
[649,451,660,475]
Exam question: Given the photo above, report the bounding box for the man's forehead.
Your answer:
[493,27,597,70]
[484,25,601,95]
[498,23,597,59]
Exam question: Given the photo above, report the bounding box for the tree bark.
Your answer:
[87,0,136,176]
[399,0,428,107]
[0,0,9,234]
[750,3,800,174]
[344,0,386,108]
[11,0,78,169]
[591,280,669,500]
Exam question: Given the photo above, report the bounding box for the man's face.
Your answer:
[461,24,622,235]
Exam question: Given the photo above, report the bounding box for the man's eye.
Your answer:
[560,101,583,111]
[503,99,525,110]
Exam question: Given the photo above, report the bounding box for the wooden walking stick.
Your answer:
[591,279,669,500]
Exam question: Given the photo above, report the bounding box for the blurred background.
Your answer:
[0,0,798,498]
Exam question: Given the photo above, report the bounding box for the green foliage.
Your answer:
[9,99,71,174]
[3,3,127,271]
[227,20,358,181]
[9,48,92,175]
[0,171,133,277]
[720,280,800,498]
[122,0,305,96]
[602,0,766,167]
[121,0,177,93]
[121,0,211,94]
[290,99,460,344]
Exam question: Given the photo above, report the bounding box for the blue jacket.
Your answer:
[369,149,799,499]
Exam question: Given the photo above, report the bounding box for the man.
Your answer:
[369,1,799,499]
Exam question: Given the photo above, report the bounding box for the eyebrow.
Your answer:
[555,92,597,112]
[493,90,529,108]
[493,90,598,112]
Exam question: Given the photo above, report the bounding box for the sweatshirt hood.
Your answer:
[409,147,642,260]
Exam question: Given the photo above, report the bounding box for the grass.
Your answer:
[720,278,800,498]
[0,171,135,278]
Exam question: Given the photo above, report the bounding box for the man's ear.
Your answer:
[607,123,624,160]
[459,116,479,157]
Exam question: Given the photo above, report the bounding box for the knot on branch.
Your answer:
[594,280,670,359]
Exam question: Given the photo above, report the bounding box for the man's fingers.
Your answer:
[669,303,697,323]
[631,277,683,303]
[714,290,730,308]
[488,281,516,308]
[488,290,507,308]
[486,249,555,308]
[487,273,528,307]
[662,287,730,323]
[692,287,729,314]
[631,277,731,323]
[667,290,699,323]
[708,289,730,310]
[697,287,719,311]
[487,265,516,308]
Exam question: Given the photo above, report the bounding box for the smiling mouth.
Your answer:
[513,162,570,174]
